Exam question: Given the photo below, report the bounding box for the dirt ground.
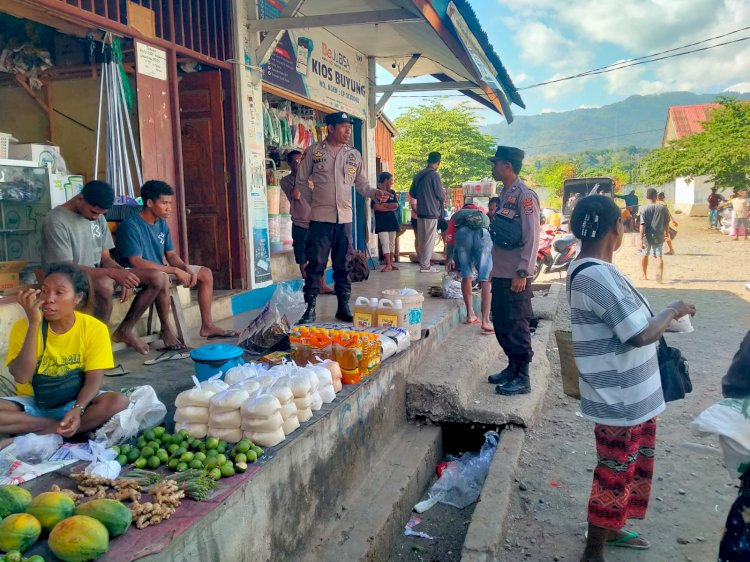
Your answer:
[499,215,750,562]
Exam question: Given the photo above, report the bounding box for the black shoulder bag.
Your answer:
[569,261,691,402]
[32,319,85,409]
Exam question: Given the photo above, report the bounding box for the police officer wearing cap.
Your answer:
[296,111,389,324]
[486,146,540,395]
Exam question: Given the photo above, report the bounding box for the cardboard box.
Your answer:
[0,261,27,295]
[8,143,62,168]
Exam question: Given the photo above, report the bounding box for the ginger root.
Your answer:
[110,479,142,502]
[128,481,183,529]
[70,473,112,497]
[49,484,83,504]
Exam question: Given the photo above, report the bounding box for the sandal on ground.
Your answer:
[205,330,239,340]
[481,327,495,335]
[104,364,132,377]
[144,351,191,365]
[606,530,650,550]
[466,318,480,325]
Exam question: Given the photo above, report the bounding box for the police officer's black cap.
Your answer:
[489,146,525,164]
[325,111,354,126]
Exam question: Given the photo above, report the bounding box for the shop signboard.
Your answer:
[259,0,369,119]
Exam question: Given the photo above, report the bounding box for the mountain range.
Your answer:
[483,91,750,157]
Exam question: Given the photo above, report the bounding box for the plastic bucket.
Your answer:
[381,290,424,341]
[190,344,244,382]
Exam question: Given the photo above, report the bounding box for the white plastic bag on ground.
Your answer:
[68,440,121,479]
[94,385,167,446]
[415,431,500,511]
[13,433,63,464]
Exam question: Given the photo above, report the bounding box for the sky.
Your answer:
[379,0,750,124]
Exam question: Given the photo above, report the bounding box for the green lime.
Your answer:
[156,449,169,462]
[120,444,132,455]
[215,454,227,466]
[175,462,188,472]
[188,459,203,470]
[153,426,166,438]
[148,456,161,469]
[168,443,180,455]
[179,451,195,463]
[143,429,156,442]
[208,468,222,481]
[245,450,257,463]
[168,458,179,470]
[127,449,141,463]
[160,432,172,443]
[235,439,252,454]
[4,550,22,562]
[24,556,45,562]
[235,461,247,473]
[206,448,218,458]
[194,452,207,462]
[205,437,219,450]
[134,457,148,469]
[136,436,147,448]
[189,438,202,450]
[251,445,264,457]
[234,453,247,464]
[205,457,218,470]
[177,429,190,440]
[220,464,235,477]
[147,441,160,451]
[116,454,128,466]
[111,445,121,455]
[175,446,188,457]
[141,446,155,459]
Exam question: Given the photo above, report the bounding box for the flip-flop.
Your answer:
[466,318,481,325]
[481,328,495,335]
[157,342,189,351]
[144,351,191,365]
[205,330,239,340]
[605,530,650,550]
[105,364,132,377]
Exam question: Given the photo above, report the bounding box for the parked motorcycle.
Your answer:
[533,225,578,281]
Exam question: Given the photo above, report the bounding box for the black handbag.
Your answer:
[32,320,85,410]
[489,208,523,249]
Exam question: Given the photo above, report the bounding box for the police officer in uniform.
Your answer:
[296,111,389,324]
[486,146,540,395]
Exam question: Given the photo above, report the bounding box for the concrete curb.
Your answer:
[461,428,526,562]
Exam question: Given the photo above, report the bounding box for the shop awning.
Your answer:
[248,0,524,123]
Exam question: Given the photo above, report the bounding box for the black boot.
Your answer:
[488,360,517,385]
[299,294,317,324]
[496,362,531,395]
[335,293,354,322]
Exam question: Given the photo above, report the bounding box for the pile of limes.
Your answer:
[112,427,264,480]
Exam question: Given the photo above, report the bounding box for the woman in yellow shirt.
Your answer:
[2,264,129,437]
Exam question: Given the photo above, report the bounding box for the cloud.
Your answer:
[725,82,750,93]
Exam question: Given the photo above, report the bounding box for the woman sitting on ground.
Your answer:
[1,264,129,437]
[567,196,695,562]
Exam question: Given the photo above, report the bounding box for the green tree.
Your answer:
[642,97,750,191]
[393,103,495,190]
[524,160,578,208]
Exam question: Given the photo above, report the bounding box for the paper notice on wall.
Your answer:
[137,43,167,81]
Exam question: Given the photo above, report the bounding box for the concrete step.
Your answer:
[309,423,442,562]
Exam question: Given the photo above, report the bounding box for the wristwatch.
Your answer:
[516,270,528,279]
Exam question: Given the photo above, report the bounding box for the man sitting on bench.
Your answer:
[41,180,180,355]
[115,180,236,340]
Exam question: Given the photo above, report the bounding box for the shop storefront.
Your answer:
[0,0,245,289]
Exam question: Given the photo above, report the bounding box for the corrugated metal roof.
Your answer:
[664,103,721,142]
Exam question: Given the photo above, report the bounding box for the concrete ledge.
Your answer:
[461,428,526,562]
[406,286,560,428]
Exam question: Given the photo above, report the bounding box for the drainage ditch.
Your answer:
[389,422,513,561]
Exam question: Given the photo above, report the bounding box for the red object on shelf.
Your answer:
[436,462,449,477]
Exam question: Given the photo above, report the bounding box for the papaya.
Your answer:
[0,513,42,553]
[48,515,109,562]
[0,486,32,518]
[25,492,76,533]
[75,499,132,537]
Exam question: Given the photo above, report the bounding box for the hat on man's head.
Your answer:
[488,146,525,163]
[427,151,441,164]
[325,111,353,126]
[81,180,115,210]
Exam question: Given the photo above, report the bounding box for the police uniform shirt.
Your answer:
[491,177,541,278]
[294,141,378,224]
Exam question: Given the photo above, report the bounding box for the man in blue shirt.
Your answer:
[116,181,237,341]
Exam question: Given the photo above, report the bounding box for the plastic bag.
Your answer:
[416,431,500,511]
[13,433,63,464]
[441,273,463,300]
[94,386,167,446]
[239,284,305,358]
[690,398,750,478]
[68,440,121,479]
